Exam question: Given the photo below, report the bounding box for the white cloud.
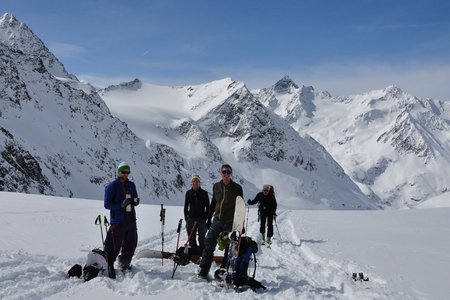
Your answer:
[303,62,450,101]
[48,42,85,58]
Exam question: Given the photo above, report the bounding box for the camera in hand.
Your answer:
[125,194,132,212]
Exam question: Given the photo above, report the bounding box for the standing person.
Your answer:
[184,174,210,255]
[247,184,277,245]
[104,162,139,279]
[198,164,243,279]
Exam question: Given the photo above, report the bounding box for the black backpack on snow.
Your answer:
[215,235,266,291]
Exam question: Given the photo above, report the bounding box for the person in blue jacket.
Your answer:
[104,161,139,278]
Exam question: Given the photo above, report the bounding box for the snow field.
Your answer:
[1,192,449,299]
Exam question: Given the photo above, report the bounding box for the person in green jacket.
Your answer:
[197,164,243,279]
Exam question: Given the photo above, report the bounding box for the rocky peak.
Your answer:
[273,75,299,94]
[0,13,71,79]
[380,85,410,101]
[0,13,18,26]
[1,13,45,53]
[102,78,143,92]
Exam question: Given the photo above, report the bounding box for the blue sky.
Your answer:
[3,0,450,99]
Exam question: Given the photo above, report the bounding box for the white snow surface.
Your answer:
[1,192,450,299]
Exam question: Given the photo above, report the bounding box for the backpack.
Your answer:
[214,235,266,291]
[83,248,108,281]
[232,236,258,280]
[67,248,108,281]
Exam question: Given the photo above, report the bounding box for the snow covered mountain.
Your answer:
[99,78,374,209]
[0,13,191,202]
[255,76,450,208]
[0,13,374,209]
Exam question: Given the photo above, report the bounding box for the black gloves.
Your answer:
[121,198,134,208]
[122,197,139,208]
[247,199,251,205]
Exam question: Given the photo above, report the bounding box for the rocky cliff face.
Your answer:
[0,13,190,203]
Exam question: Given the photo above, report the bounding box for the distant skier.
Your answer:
[184,174,210,256]
[248,184,277,245]
[197,164,243,279]
[104,162,139,278]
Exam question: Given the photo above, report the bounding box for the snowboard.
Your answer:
[135,249,224,264]
[232,196,246,233]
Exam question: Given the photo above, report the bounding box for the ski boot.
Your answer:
[260,234,266,245]
[107,261,116,279]
[118,256,131,272]
[197,267,209,279]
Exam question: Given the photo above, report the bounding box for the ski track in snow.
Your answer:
[0,209,415,300]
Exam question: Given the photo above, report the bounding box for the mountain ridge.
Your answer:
[255,75,450,208]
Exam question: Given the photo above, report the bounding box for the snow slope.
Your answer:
[100,79,374,210]
[1,192,449,299]
[255,76,450,208]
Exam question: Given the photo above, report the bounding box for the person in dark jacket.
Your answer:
[248,184,277,245]
[198,164,243,279]
[104,161,139,279]
[184,174,210,255]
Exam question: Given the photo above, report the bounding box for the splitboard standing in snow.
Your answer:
[197,164,243,279]
[248,185,277,247]
[104,162,140,278]
[213,195,266,291]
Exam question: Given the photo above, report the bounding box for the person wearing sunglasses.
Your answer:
[104,161,140,278]
[247,184,277,246]
[198,164,243,279]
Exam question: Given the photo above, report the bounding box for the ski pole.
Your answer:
[172,221,197,279]
[103,216,110,243]
[171,219,183,279]
[184,221,198,256]
[160,204,166,266]
[95,214,104,247]
[274,214,282,242]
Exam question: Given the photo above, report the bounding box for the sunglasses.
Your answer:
[221,170,232,175]
[263,189,269,192]
[121,171,130,174]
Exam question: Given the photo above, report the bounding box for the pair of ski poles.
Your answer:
[95,214,110,248]
[248,206,283,242]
